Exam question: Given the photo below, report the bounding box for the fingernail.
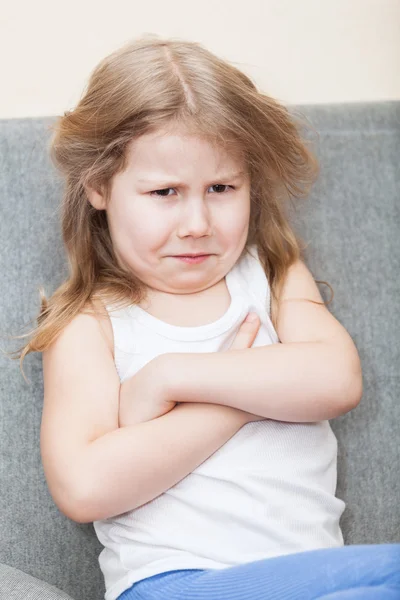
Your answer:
[245,312,258,322]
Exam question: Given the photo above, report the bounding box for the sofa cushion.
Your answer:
[0,563,75,599]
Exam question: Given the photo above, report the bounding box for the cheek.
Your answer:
[115,202,173,250]
[221,200,250,232]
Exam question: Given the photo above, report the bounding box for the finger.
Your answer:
[229,313,260,350]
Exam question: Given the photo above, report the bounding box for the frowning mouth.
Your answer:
[172,255,212,264]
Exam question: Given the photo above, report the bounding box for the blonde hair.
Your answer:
[6,34,333,382]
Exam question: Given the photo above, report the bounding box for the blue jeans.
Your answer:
[117,544,400,599]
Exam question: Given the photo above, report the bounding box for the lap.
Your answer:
[118,544,400,600]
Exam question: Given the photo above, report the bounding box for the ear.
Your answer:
[85,184,107,210]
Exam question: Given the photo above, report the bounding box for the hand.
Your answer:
[225,312,266,424]
[118,355,177,427]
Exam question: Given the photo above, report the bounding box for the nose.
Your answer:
[177,197,213,239]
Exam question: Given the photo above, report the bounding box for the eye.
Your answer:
[210,184,235,194]
[149,188,175,197]
[149,184,235,197]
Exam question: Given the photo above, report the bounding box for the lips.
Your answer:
[173,254,211,264]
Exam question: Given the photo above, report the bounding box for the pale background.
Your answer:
[1,0,399,119]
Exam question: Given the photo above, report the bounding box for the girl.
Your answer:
[14,35,400,599]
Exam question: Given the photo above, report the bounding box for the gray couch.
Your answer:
[0,101,399,600]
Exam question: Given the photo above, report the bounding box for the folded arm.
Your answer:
[162,340,361,422]
[160,260,363,422]
[73,402,247,522]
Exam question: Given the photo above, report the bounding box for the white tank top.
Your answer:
[93,244,345,600]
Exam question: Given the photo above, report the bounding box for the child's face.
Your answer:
[88,128,251,297]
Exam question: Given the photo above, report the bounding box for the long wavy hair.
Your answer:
[7,34,333,382]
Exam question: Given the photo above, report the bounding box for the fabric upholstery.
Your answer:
[0,101,399,600]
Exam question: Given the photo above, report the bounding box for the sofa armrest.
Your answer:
[0,562,76,600]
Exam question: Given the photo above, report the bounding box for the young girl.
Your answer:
[15,35,400,600]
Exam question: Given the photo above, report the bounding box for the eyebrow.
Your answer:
[137,170,246,186]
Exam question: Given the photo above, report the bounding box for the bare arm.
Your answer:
[161,262,363,422]
[73,314,262,523]
[163,341,362,422]
[75,402,248,523]
[41,307,261,525]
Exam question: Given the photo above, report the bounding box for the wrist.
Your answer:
[158,352,197,404]
[156,353,182,404]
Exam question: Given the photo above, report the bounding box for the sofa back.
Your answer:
[0,101,399,600]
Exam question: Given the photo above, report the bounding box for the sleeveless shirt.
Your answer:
[93,244,346,600]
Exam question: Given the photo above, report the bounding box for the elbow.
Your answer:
[352,369,363,408]
[41,446,107,523]
[65,479,99,524]
[63,476,142,523]
[60,501,92,525]
[65,489,94,523]
[49,468,100,524]
[47,481,92,524]
[339,359,363,414]
[63,492,100,524]
[350,372,363,409]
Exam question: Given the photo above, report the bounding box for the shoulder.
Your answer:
[270,259,324,323]
[270,258,349,345]
[81,297,115,359]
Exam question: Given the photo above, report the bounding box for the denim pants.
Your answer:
[117,543,400,600]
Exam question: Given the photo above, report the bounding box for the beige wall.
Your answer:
[2,0,399,118]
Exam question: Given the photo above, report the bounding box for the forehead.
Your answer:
[125,127,244,173]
